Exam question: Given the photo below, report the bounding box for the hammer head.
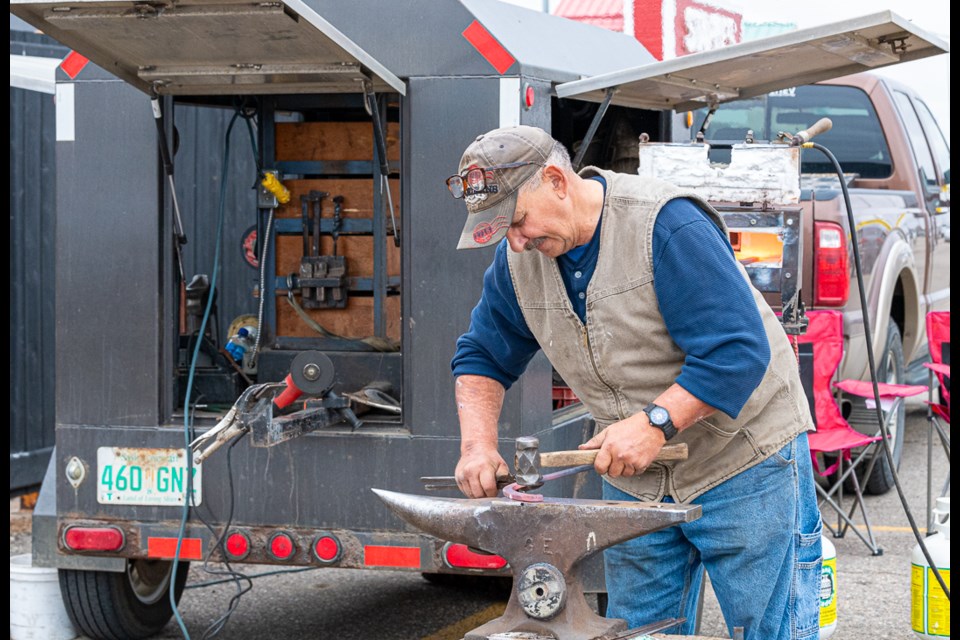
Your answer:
[514,436,543,489]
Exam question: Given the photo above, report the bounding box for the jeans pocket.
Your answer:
[794,518,823,638]
[771,438,797,467]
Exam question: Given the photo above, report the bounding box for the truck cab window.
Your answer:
[892,90,940,195]
[913,99,950,187]
[690,85,892,179]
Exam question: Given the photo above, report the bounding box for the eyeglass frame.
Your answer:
[445,161,543,199]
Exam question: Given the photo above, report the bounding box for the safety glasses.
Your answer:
[446,161,542,199]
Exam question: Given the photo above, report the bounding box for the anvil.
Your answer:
[373,489,701,640]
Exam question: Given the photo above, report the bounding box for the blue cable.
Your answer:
[170,109,242,639]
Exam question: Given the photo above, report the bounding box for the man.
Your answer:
[449,125,822,639]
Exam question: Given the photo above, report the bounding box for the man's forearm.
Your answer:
[455,374,506,453]
[653,383,716,433]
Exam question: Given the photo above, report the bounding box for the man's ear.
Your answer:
[543,165,567,196]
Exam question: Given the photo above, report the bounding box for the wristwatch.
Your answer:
[643,403,678,441]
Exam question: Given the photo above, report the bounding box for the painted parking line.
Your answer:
[846,524,927,533]
[421,602,507,640]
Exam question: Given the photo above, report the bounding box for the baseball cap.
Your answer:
[454,125,556,250]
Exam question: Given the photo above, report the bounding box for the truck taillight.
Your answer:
[268,532,296,561]
[63,526,125,552]
[313,534,342,563]
[442,543,507,570]
[814,222,849,307]
[225,532,250,560]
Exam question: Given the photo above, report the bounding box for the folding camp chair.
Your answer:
[924,311,950,531]
[799,310,927,555]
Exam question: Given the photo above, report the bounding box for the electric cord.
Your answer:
[242,110,271,367]
[810,141,949,599]
[250,207,274,367]
[196,434,255,640]
[185,402,255,639]
[172,108,243,640]
[186,566,319,589]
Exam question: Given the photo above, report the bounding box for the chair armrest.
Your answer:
[924,362,951,377]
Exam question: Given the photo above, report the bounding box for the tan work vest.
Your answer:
[506,167,812,502]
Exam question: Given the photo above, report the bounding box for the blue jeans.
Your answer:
[602,432,822,640]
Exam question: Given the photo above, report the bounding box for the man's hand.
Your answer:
[578,412,666,477]
[455,444,510,498]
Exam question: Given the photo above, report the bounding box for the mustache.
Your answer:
[524,237,546,251]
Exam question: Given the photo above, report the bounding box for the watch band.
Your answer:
[644,403,678,441]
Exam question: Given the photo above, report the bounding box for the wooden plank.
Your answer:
[275,235,399,279]
[275,294,401,341]
[275,121,400,162]
[275,179,399,220]
[273,179,400,279]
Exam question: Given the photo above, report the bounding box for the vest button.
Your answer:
[574,271,582,279]
[578,292,585,300]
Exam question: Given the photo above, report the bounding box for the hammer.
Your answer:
[514,436,688,489]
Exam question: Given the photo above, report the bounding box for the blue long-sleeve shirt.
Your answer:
[451,184,770,419]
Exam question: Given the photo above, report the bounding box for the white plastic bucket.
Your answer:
[9,554,78,640]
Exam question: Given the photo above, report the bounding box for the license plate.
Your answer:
[97,447,202,506]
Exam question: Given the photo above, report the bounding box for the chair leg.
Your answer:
[848,464,883,556]
[927,414,934,538]
[926,414,950,532]
[815,482,883,555]
[815,445,885,555]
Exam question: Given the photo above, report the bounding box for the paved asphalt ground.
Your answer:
[11,398,949,639]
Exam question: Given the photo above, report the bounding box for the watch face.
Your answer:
[650,406,670,425]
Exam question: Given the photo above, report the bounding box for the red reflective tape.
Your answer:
[60,51,90,80]
[148,537,203,560]
[462,20,515,74]
[364,545,420,568]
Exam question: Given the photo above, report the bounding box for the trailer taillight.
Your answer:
[443,543,508,570]
[63,526,125,552]
[225,532,250,560]
[268,532,296,561]
[313,534,342,563]
[814,222,849,307]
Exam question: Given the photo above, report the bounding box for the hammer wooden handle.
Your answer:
[540,443,688,468]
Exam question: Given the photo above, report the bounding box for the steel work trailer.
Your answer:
[9,0,947,636]
[10,1,662,635]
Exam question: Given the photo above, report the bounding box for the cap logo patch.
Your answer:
[463,166,499,205]
[472,216,509,245]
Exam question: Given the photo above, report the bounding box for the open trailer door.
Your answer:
[9,0,405,96]
[555,10,946,111]
[554,11,949,336]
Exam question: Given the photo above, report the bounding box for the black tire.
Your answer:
[861,319,906,495]
[58,559,189,640]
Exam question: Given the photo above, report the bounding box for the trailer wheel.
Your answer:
[861,319,905,495]
[58,559,189,640]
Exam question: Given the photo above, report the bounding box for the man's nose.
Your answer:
[505,227,528,253]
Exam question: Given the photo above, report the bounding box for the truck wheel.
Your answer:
[862,319,906,495]
[59,559,189,640]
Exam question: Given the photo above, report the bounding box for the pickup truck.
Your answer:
[677,72,951,494]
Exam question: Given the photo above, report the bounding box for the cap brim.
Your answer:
[456,191,518,250]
